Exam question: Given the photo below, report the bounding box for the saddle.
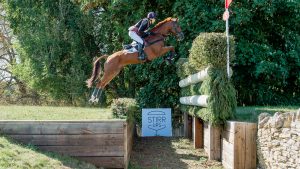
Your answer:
[123,41,139,53]
[123,33,152,54]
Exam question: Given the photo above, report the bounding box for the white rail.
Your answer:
[179,67,209,88]
[179,95,209,107]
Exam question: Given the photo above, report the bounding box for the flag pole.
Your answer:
[226,8,230,78]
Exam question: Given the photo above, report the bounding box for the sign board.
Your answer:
[142,108,172,137]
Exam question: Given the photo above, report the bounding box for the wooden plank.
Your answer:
[223,160,233,169]
[203,122,209,154]
[0,121,125,134]
[188,115,193,139]
[234,122,246,169]
[222,150,234,167]
[245,123,257,169]
[124,122,134,169]
[193,117,203,148]
[222,139,234,155]
[37,145,124,156]
[222,130,234,144]
[225,121,236,133]
[222,121,257,169]
[8,134,124,146]
[77,157,124,168]
[203,122,221,160]
[211,124,221,161]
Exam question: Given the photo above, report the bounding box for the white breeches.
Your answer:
[128,31,144,44]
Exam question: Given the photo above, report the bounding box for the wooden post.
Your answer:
[193,117,203,149]
[184,112,189,138]
[204,122,222,161]
[188,115,193,139]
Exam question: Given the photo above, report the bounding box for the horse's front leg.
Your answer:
[158,46,176,63]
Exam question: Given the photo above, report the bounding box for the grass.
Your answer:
[234,106,300,122]
[0,105,113,120]
[0,136,98,169]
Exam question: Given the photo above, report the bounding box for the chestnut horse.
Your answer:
[86,17,184,103]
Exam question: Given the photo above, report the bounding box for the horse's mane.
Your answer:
[151,17,173,32]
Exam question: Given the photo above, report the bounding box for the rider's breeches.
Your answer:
[128,31,143,44]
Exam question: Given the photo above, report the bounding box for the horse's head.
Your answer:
[168,18,184,41]
[151,17,184,41]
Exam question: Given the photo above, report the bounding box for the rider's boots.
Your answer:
[137,42,145,60]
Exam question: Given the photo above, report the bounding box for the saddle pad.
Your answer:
[124,47,138,53]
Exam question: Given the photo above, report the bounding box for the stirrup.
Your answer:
[123,44,132,50]
[138,52,146,60]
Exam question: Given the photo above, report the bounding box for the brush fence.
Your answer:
[0,120,134,169]
[179,68,257,169]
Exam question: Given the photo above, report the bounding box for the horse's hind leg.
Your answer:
[90,67,121,103]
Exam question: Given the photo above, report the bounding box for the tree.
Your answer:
[3,0,98,105]
[0,4,28,102]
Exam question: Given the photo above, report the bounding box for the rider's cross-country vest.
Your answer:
[128,18,150,37]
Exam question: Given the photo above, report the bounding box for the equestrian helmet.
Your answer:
[147,12,156,19]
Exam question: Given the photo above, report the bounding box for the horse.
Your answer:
[86,17,184,103]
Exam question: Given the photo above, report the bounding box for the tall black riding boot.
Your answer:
[138,43,145,60]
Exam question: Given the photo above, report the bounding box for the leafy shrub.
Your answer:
[111,98,140,124]
[189,33,235,70]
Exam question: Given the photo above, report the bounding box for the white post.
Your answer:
[226,8,230,78]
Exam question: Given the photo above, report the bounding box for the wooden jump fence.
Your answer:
[0,120,134,169]
[179,66,257,169]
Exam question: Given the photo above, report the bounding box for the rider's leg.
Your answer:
[128,31,143,44]
[128,31,145,60]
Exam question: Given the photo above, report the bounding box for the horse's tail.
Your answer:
[86,55,108,88]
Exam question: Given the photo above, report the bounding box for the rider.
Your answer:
[128,12,156,60]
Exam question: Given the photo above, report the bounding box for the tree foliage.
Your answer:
[3,0,300,106]
[3,0,98,104]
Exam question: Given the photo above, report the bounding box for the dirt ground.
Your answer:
[129,137,223,169]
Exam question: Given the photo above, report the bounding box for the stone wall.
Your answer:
[257,109,300,169]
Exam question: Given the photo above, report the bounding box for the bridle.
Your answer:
[171,21,184,41]
[146,20,184,46]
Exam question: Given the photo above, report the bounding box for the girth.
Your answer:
[145,38,164,47]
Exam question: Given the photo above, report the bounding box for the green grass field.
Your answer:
[0,105,298,122]
[0,136,98,169]
[235,106,299,122]
[0,105,113,120]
